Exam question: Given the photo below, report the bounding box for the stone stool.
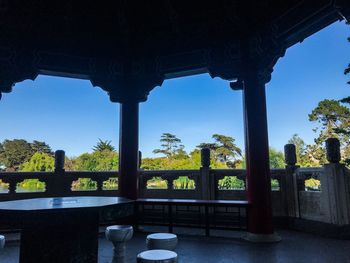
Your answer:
[105,225,133,263]
[0,235,5,250]
[137,249,178,263]
[146,233,178,251]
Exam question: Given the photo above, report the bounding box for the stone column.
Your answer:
[320,138,350,225]
[119,100,139,200]
[242,68,280,242]
[54,150,65,174]
[284,144,300,218]
[200,148,211,200]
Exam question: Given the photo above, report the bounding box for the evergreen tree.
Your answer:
[153,133,186,158]
[92,139,115,152]
[0,139,33,171]
[31,140,53,155]
[197,134,242,168]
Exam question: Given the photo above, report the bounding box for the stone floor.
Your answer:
[1,228,350,263]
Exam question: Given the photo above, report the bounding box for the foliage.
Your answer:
[146,177,168,189]
[218,176,245,190]
[92,139,115,152]
[240,147,285,168]
[304,178,321,191]
[153,133,185,158]
[271,179,280,190]
[74,150,118,171]
[20,152,55,172]
[0,179,9,193]
[71,178,97,191]
[102,177,118,190]
[16,179,45,192]
[197,134,242,168]
[173,176,196,189]
[0,139,33,171]
[31,140,53,155]
[269,148,285,168]
[309,99,350,144]
[308,99,350,165]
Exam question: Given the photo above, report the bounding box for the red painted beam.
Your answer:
[243,71,274,235]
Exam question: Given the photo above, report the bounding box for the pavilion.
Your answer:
[0,0,349,243]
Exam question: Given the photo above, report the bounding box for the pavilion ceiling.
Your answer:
[0,0,348,102]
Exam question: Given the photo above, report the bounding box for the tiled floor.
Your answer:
[1,229,350,263]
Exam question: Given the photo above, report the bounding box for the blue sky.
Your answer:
[0,21,349,158]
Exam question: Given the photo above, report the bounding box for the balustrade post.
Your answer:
[284,144,300,218]
[320,138,350,225]
[54,150,65,174]
[51,150,66,196]
[138,151,142,169]
[200,148,211,200]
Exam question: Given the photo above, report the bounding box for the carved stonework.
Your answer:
[201,148,211,168]
[326,138,341,163]
[0,47,38,100]
[284,144,297,166]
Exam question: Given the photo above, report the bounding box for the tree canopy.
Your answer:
[92,139,115,152]
[153,133,185,158]
[21,152,55,172]
[0,139,33,171]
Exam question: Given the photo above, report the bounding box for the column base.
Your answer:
[242,232,282,243]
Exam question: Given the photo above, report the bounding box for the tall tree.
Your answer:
[288,134,311,166]
[0,139,33,171]
[269,148,285,168]
[309,99,350,144]
[197,134,242,168]
[31,140,53,155]
[153,133,185,158]
[92,139,115,152]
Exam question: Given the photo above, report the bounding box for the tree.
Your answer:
[288,134,311,166]
[31,140,53,155]
[338,23,350,165]
[309,99,350,143]
[269,148,285,168]
[20,152,55,172]
[0,139,33,171]
[92,139,115,152]
[309,99,350,165]
[153,133,186,158]
[197,134,242,168]
[74,151,118,171]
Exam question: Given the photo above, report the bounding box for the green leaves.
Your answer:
[197,134,242,168]
[153,133,186,158]
[20,152,55,172]
[92,139,115,152]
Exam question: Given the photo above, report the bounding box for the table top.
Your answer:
[0,196,133,212]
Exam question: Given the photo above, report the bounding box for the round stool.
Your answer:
[146,233,178,251]
[105,225,133,263]
[137,249,178,263]
[0,235,4,250]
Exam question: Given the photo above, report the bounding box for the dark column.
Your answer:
[119,100,139,200]
[243,69,274,236]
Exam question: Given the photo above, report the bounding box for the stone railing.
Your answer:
[0,138,349,228]
[0,171,119,201]
[295,167,323,221]
[139,169,201,199]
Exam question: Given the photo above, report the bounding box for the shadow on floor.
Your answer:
[1,228,350,263]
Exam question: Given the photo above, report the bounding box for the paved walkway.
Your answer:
[1,229,350,262]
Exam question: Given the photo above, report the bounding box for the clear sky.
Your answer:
[0,21,349,158]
